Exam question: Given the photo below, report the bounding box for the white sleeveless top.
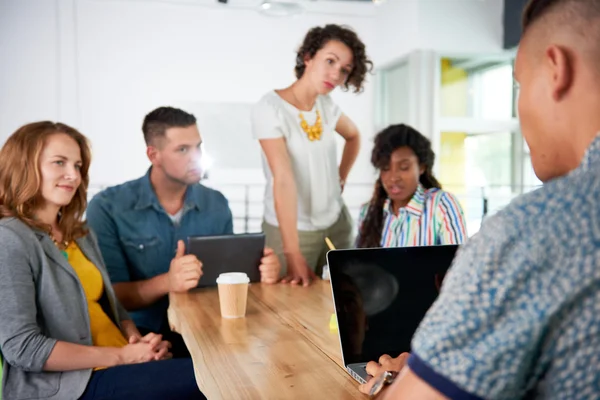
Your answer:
[251,90,343,231]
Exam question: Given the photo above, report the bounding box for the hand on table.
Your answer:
[281,252,316,287]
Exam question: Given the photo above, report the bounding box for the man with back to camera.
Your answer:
[360,0,600,398]
[87,106,281,358]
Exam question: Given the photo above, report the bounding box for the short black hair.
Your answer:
[522,0,600,32]
[295,24,373,93]
[142,106,197,146]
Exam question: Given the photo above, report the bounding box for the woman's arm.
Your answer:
[335,114,361,187]
[259,138,315,286]
[120,319,141,342]
[43,341,121,371]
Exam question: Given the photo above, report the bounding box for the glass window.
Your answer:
[440,58,514,120]
[439,131,517,235]
[475,64,514,120]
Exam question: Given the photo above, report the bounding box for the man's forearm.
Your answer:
[113,274,169,311]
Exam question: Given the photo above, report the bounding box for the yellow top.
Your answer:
[65,242,127,369]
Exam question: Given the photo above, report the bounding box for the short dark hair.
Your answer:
[522,0,600,32]
[142,106,197,146]
[295,24,373,93]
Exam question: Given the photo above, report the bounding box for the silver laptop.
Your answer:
[327,245,459,384]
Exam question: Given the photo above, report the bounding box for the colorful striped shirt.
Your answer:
[356,184,467,247]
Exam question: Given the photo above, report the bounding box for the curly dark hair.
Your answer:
[357,124,441,248]
[295,24,373,93]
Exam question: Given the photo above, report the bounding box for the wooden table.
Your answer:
[168,280,365,399]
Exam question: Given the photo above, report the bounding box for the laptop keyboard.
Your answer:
[348,367,367,384]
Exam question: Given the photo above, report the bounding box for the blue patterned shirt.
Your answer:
[410,134,600,399]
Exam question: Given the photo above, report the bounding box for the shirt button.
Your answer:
[139,244,144,250]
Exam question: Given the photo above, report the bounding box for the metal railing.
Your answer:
[89,182,542,236]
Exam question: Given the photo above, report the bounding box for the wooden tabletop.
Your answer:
[168,280,365,400]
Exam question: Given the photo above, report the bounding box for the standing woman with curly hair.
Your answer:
[356,124,467,249]
[252,24,372,286]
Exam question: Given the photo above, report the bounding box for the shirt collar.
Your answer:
[383,184,425,217]
[134,168,202,212]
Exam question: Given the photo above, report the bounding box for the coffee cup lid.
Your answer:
[216,272,250,285]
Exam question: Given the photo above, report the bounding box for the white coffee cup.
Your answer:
[216,272,250,318]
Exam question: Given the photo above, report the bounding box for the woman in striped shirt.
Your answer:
[356,124,467,248]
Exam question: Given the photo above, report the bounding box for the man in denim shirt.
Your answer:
[87,107,280,357]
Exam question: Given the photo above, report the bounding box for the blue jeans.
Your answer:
[79,358,205,400]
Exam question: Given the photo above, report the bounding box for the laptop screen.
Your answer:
[328,245,458,366]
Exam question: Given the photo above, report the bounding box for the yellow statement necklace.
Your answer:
[291,87,323,142]
[299,110,323,142]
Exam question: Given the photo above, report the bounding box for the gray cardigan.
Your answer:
[0,217,130,400]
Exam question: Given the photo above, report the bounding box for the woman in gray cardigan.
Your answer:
[0,122,205,400]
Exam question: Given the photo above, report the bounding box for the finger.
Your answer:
[128,335,140,344]
[147,334,163,349]
[179,255,201,265]
[156,340,171,351]
[175,240,186,259]
[280,275,293,284]
[141,332,160,343]
[183,279,200,291]
[261,272,279,284]
[263,247,275,256]
[379,354,392,365]
[358,378,377,395]
[259,262,278,274]
[181,269,202,280]
[395,352,410,369]
[365,360,382,376]
[183,273,202,284]
[290,277,301,285]
[154,346,169,361]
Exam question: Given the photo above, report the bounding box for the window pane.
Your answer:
[439,131,516,235]
[440,59,471,118]
[440,58,514,119]
[478,64,514,120]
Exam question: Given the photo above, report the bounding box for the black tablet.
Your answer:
[186,233,265,287]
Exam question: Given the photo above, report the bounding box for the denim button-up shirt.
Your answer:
[87,169,233,331]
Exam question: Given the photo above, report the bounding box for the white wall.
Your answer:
[0,0,505,228]
[372,0,419,67]
[0,0,59,135]
[417,0,504,54]
[0,0,377,188]
[75,0,378,187]
[373,0,504,69]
